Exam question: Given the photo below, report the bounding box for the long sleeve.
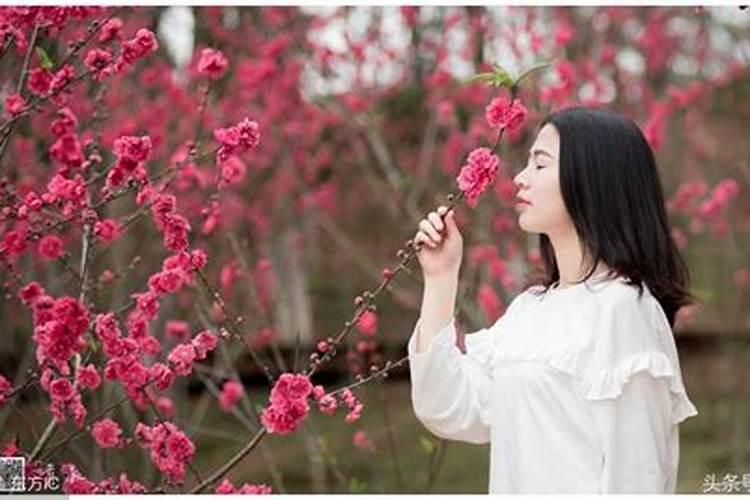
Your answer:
[407,316,496,444]
[587,371,678,493]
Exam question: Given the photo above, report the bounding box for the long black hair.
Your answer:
[528,106,694,329]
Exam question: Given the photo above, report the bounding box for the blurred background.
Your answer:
[0,5,749,494]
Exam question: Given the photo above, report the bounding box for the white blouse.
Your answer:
[407,275,698,494]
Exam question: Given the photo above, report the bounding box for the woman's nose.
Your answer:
[513,168,527,189]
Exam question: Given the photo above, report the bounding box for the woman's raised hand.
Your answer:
[414,206,463,279]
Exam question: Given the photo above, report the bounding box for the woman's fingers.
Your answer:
[427,211,444,232]
[419,219,442,243]
[414,230,436,248]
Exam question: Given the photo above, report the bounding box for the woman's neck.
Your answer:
[548,228,610,287]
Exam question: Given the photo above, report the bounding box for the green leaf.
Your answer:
[36,47,55,70]
[514,60,553,88]
[419,435,435,454]
[348,477,368,493]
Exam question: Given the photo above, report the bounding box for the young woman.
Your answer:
[408,106,698,494]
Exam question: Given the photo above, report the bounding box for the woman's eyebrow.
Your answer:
[529,148,554,159]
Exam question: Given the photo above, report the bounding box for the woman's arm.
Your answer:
[587,371,676,493]
[408,273,495,444]
[414,273,458,353]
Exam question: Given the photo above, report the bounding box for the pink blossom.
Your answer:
[165,320,189,340]
[155,396,175,418]
[61,464,97,493]
[18,281,44,305]
[214,118,261,162]
[27,67,52,95]
[5,93,26,116]
[76,364,101,390]
[49,64,75,95]
[215,478,272,494]
[317,394,338,415]
[345,403,364,423]
[42,173,87,215]
[49,133,84,170]
[24,191,44,211]
[261,373,315,434]
[485,97,528,132]
[477,284,504,323]
[456,147,501,207]
[135,421,195,483]
[49,378,87,427]
[192,330,218,360]
[98,17,123,43]
[353,430,375,451]
[84,48,114,80]
[113,135,152,169]
[357,310,378,336]
[91,418,122,448]
[189,250,207,272]
[219,155,247,187]
[197,48,229,80]
[554,23,575,47]
[31,296,89,373]
[119,28,159,68]
[148,269,187,295]
[50,107,78,137]
[167,343,197,376]
[219,379,244,411]
[93,219,121,243]
[260,397,310,435]
[0,374,11,406]
[0,228,27,258]
[133,291,159,319]
[149,362,175,391]
[311,384,326,401]
[269,373,313,405]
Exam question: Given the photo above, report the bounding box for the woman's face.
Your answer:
[513,123,573,236]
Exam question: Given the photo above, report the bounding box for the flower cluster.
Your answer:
[146,192,192,252]
[84,48,115,81]
[166,330,218,376]
[27,294,89,373]
[215,478,272,494]
[485,97,528,132]
[4,93,25,116]
[44,376,87,428]
[95,313,151,409]
[93,219,121,244]
[214,118,261,163]
[219,379,244,411]
[61,463,146,494]
[260,373,313,435]
[310,385,363,423]
[42,173,87,216]
[105,135,152,192]
[135,421,196,484]
[197,48,229,80]
[0,374,12,405]
[76,364,101,390]
[91,417,123,448]
[116,28,159,71]
[352,430,375,451]
[456,147,501,207]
